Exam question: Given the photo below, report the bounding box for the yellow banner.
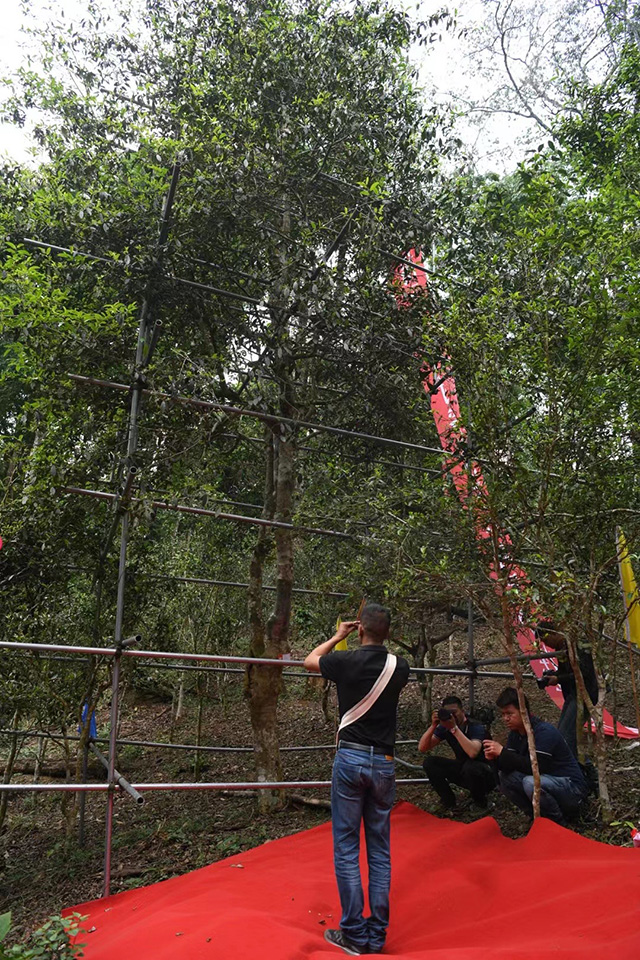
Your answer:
[335,599,366,650]
[617,527,640,651]
[335,614,349,650]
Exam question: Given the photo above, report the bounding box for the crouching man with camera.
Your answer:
[418,696,496,813]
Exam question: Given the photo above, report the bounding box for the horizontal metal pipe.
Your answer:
[0,778,430,793]
[466,652,554,668]
[0,729,419,755]
[0,783,112,793]
[64,486,353,540]
[68,374,445,457]
[22,239,264,306]
[0,641,525,678]
[158,496,373,531]
[0,640,117,657]
[471,670,538,680]
[164,272,263,305]
[142,574,350,599]
[23,237,115,265]
[10,652,313,679]
[218,431,443,477]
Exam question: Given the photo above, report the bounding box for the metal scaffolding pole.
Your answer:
[141,574,350,598]
[89,742,144,805]
[0,639,527,677]
[63,486,353,540]
[467,597,475,714]
[100,158,182,898]
[0,778,429,794]
[215,429,443,477]
[0,729,420,756]
[67,374,447,458]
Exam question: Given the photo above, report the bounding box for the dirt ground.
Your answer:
[2,626,640,943]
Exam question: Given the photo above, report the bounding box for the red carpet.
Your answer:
[69,802,640,959]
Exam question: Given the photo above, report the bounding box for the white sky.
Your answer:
[0,0,536,170]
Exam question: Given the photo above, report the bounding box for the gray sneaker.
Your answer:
[324,928,368,955]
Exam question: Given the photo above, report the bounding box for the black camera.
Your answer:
[438,708,453,721]
[536,669,557,690]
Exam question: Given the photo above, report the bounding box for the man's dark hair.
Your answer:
[534,619,558,640]
[360,603,391,643]
[496,686,530,714]
[442,695,463,709]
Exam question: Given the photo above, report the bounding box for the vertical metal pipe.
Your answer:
[467,597,475,714]
[103,512,128,896]
[102,652,121,895]
[100,160,181,897]
[78,738,89,847]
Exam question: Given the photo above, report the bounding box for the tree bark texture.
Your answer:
[0,709,21,832]
[566,632,612,820]
[246,418,296,812]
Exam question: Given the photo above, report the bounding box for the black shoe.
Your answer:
[324,928,368,955]
[433,800,457,817]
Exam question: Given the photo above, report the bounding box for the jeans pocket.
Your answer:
[375,769,396,807]
[333,756,363,795]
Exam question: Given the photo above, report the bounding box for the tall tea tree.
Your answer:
[2,0,456,808]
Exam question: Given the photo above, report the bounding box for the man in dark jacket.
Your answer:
[483,687,589,826]
[304,603,410,956]
[535,620,599,758]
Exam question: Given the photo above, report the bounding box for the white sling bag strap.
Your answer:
[337,653,397,744]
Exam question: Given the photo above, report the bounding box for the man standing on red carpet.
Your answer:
[304,604,410,956]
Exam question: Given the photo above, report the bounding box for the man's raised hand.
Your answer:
[483,739,503,760]
[335,620,360,642]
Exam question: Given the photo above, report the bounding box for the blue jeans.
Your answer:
[331,744,396,952]
[499,770,588,824]
[557,695,589,758]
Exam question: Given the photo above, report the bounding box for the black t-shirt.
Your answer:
[319,645,410,754]
[434,719,487,762]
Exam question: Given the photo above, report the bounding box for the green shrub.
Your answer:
[0,912,86,959]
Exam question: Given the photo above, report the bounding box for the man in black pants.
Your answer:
[304,603,410,957]
[419,695,495,812]
[534,620,599,758]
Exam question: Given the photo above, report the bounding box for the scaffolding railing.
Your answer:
[0,640,525,679]
[0,633,543,896]
[6,160,541,906]
[0,729,422,754]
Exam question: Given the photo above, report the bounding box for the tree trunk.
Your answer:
[245,187,297,810]
[416,624,431,723]
[193,674,207,781]
[566,632,612,821]
[246,429,287,812]
[34,735,46,783]
[321,678,333,724]
[0,709,21,833]
[500,597,542,819]
[175,673,185,720]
